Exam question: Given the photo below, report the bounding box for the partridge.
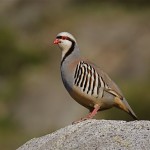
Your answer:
[53,32,138,123]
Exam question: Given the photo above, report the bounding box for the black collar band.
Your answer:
[61,41,75,66]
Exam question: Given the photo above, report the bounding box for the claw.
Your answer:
[72,117,89,124]
[72,104,100,124]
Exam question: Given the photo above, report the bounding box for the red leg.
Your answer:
[72,104,100,124]
[88,104,100,119]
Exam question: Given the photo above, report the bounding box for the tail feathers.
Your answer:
[114,97,138,120]
[128,109,138,120]
[122,98,138,120]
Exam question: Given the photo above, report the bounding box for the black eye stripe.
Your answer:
[56,36,74,42]
[56,36,62,39]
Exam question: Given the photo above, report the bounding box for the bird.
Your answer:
[53,32,138,123]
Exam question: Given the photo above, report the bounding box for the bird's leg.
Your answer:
[72,104,100,124]
[87,104,100,119]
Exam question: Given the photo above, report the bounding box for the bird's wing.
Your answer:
[98,68,123,98]
[84,60,124,99]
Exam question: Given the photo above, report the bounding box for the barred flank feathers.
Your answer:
[74,61,106,98]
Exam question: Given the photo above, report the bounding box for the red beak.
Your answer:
[53,39,61,44]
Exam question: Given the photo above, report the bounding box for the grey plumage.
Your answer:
[54,32,138,122]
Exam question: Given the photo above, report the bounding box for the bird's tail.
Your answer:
[114,97,138,120]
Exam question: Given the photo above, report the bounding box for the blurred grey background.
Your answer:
[0,0,150,149]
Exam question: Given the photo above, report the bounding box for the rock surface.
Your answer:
[17,120,150,150]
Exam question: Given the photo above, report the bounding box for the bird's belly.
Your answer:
[70,90,95,110]
[69,85,114,110]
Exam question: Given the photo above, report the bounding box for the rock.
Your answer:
[17,120,150,150]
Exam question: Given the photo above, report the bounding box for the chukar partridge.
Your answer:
[53,32,138,123]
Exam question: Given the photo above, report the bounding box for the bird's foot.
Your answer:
[72,104,100,125]
[72,117,90,124]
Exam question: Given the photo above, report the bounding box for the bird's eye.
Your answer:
[62,36,68,40]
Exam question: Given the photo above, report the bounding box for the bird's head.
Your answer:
[53,32,77,52]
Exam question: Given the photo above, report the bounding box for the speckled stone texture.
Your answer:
[17,120,150,150]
